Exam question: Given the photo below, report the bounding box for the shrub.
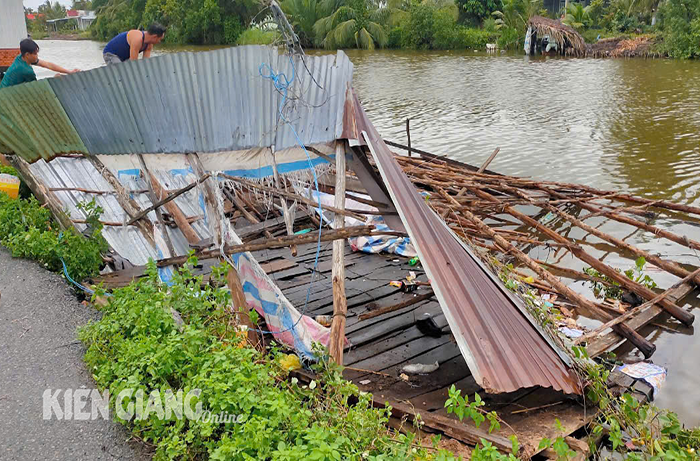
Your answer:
[0,194,107,286]
[78,258,441,460]
[497,26,521,49]
[457,27,492,49]
[236,28,280,45]
[659,0,700,58]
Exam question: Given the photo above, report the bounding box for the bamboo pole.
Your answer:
[329,141,348,365]
[137,155,177,257]
[478,148,500,173]
[468,187,694,327]
[541,187,700,252]
[437,188,656,357]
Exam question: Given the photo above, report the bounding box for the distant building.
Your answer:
[46,10,95,32]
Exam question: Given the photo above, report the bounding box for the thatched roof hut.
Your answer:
[526,16,586,56]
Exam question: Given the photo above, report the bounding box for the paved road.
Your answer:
[0,247,152,460]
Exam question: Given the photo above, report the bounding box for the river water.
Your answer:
[34,40,700,424]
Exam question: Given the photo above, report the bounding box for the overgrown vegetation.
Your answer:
[78,258,459,460]
[0,192,107,287]
[584,256,657,300]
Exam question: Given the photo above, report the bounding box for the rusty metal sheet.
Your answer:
[0,80,88,162]
[355,97,580,395]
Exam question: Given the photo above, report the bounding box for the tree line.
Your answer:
[29,0,700,58]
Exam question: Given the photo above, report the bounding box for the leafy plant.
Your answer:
[313,0,389,49]
[0,194,107,288]
[563,2,591,30]
[584,257,657,300]
[79,257,443,460]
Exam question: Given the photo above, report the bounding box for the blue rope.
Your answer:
[239,56,325,339]
[58,231,111,297]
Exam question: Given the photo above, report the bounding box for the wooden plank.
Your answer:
[259,258,297,274]
[345,336,458,381]
[347,301,443,347]
[587,283,697,357]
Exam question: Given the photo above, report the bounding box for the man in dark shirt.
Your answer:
[102,23,166,65]
[0,39,79,89]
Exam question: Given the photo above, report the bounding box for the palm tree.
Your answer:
[313,0,388,49]
[282,0,323,47]
[563,2,591,30]
[493,0,526,31]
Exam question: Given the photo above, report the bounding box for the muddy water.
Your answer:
[34,41,700,423]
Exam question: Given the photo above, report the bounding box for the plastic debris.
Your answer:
[359,379,372,385]
[294,228,312,235]
[399,373,410,381]
[617,362,667,399]
[279,354,301,371]
[559,327,584,338]
[401,361,439,375]
[409,256,420,266]
[523,276,535,284]
[315,315,332,327]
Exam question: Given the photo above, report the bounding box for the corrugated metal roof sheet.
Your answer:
[39,45,352,158]
[0,80,88,162]
[353,93,580,395]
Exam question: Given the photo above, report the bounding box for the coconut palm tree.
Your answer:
[563,2,591,30]
[282,0,323,47]
[313,0,389,49]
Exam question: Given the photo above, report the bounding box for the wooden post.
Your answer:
[329,141,347,364]
[406,119,412,157]
[226,263,260,348]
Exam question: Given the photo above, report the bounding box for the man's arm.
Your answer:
[35,60,78,74]
[128,30,143,61]
[143,44,153,59]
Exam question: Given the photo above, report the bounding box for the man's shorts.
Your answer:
[103,53,123,65]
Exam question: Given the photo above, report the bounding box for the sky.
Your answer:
[23,0,72,10]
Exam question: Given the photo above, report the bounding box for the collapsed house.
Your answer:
[525,16,587,56]
[2,40,700,456]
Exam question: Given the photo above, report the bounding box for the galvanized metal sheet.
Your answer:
[0,80,88,162]
[48,45,353,156]
[356,96,580,395]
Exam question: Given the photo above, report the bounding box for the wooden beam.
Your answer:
[586,283,697,357]
[85,155,155,248]
[330,141,348,365]
[577,267,700,344]
[155,225,391,267]
[148,171,199,245]
[7,155,74,231]
[478,147,500,174]
[469,187,694,327]
[219,173,383,221]
[358,291,435,321]
[126,173,210,225]
[137,155,177,257]
[438,188,656,358]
